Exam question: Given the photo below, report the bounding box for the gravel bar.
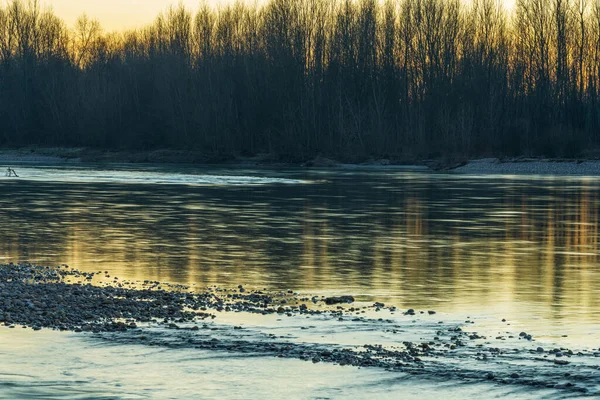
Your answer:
[1,263,598,396]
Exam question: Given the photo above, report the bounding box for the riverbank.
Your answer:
[0,148,220,164]
[452,158,600,176]
[0,263,598,397]
[4,147,600,176]
[0,147,431,167]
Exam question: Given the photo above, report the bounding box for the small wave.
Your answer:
[0,168,306,186]
[94,313,600,398]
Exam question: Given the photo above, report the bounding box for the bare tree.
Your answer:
[0,0,599,157]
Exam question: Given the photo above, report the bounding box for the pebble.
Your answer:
[324,296,355,305]
[0,263,592,396]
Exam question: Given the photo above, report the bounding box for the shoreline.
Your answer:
[0,147,417,167]
[2,147,600,176]
[0,263,597,396]
[452,157,600,176]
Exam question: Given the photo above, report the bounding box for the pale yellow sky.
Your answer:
[40,1,223,31]
[40,0,516,32]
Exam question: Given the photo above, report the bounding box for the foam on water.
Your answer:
[0,166,306,186]
[0,319,579,400]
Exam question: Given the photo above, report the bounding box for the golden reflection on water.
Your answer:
[1,172,600,330]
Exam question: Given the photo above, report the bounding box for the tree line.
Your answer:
[1,0,600,160]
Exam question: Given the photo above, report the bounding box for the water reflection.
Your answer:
[1,167,599,331]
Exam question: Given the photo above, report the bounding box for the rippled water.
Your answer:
[0,326,563,400]
[1,164,600,398]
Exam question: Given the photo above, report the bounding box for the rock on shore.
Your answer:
[1,263,598,397]
[0,263,272,332]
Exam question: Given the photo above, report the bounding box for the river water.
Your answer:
[1,164,599,398]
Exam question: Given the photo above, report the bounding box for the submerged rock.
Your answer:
[1,263,598,398]
[324,296,355,305]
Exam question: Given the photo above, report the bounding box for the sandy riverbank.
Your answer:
[0,147,429,167]
[452,158,600,176]
[0,147,435,168]
[0,148,213,164]
[0,148,82,164]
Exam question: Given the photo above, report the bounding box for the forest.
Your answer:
[1,0,600,161]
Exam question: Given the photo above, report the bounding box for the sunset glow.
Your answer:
[41,0,222,31]
[41,0,516,31]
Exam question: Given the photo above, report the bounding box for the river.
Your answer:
[0,164,599,398]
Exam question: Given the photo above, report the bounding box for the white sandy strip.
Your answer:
[454,158,600,176]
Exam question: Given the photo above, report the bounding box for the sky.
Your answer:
[40,0,516,32]
[40,0,223,31]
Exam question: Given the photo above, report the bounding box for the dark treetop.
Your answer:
[1,0,599,161]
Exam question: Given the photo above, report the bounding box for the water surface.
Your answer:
[0,327,562,400]
[1,165,599,342]
[1,164,600,398]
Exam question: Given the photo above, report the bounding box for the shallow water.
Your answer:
[1,164,600,397]
[0,325,571,400]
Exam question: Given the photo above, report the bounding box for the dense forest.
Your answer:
[1,0,600,160]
